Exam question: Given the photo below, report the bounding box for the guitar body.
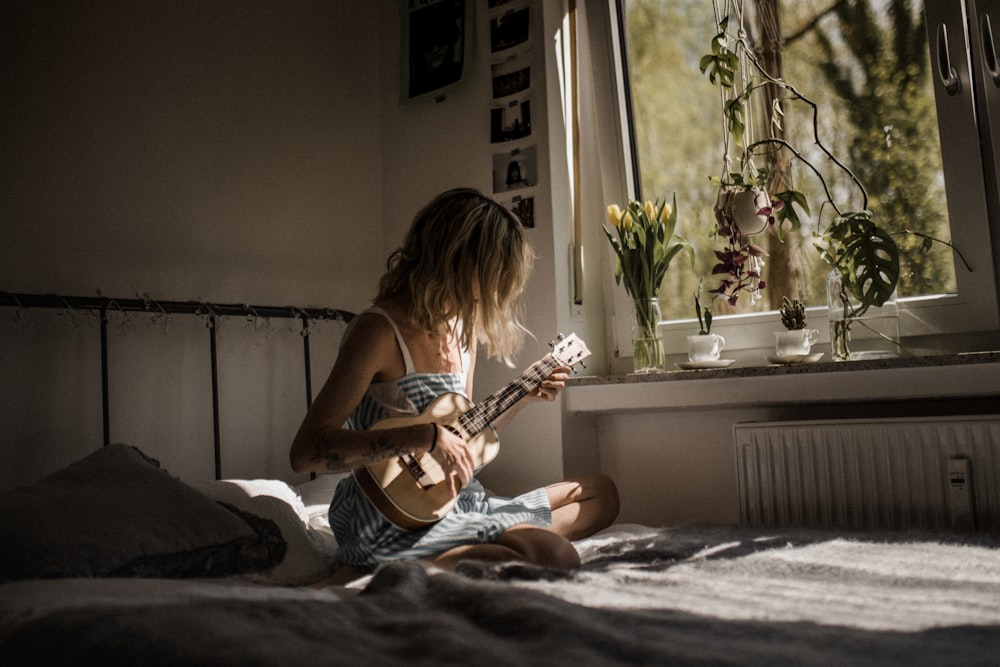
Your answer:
[354,392,499,531]
[354,333,589,531]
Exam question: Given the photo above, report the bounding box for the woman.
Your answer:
[290,188,618,580]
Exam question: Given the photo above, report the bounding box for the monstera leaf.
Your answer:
[823,211,900,308]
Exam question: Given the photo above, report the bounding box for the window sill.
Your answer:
[565,351,1000,413]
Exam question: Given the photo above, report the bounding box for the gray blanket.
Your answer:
[3,525,1000,665]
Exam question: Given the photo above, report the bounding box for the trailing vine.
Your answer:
[701,8,901,311]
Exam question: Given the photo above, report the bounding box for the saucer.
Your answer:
[676,359,736,370]
[766,352,824,365]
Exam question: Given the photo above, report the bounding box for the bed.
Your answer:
[2,443,999,666]
[2,293,1000,665]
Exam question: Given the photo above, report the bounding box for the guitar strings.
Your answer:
[460,359,557,434]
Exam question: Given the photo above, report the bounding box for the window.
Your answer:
[611,0,999,355]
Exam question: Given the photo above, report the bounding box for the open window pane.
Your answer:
[622,0,957,322]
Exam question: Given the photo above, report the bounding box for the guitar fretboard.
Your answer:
[457,357,560,436]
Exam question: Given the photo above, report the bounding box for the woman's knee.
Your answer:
[594,473,621,524]
[497,526,581,569]
[575,473,621,526]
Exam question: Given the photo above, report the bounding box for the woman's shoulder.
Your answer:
[344,309,397,345]
[341,306,411,381]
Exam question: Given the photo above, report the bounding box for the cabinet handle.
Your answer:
[937,23,961,95]
[982,14,1000,87]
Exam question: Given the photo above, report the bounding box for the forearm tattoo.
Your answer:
[310,429,421,472]
[310,433,347,472]
[360,432,414,467]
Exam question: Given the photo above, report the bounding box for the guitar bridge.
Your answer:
[401,454,434,489]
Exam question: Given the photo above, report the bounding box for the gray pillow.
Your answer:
[0,444,285,582]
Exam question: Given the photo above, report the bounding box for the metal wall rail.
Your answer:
[0,291,354,479]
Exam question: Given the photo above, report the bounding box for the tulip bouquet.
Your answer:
[604,195,693,371]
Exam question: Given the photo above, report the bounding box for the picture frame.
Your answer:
[400,0,473,101]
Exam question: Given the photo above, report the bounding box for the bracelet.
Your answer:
[429,423,439,453]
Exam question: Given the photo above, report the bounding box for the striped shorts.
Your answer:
[329,475,552,568]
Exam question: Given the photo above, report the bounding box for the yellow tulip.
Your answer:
[622,211,633,231]
[643,201,656,221]
[607,204,623,229]
[659,202,673,223]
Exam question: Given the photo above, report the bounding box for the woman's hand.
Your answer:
[529,365,571,402]
[429,424,475,496]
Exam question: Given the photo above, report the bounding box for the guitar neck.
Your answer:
[458,356,559,437]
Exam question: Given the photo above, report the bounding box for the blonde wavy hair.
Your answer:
[375,188,533,366]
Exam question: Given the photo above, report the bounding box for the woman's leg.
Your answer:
[430,525,580,570]
[429,474,619,571]
[545,473,620,541]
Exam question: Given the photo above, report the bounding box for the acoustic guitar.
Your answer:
[353,333,591,531]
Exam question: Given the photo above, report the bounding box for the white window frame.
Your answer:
[599,0,1000,359]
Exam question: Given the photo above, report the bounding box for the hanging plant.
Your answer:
[700,4,902,316]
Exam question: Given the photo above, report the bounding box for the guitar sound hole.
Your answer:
[402,454,433,488]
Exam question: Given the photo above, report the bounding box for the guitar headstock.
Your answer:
[548,333,591,371]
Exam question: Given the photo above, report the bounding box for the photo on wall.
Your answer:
[489,3,530,54]
[490,95,532,143]
[509,196,535,228]
[496,193,535,228]
[491,57,531,99]
[401,0,471,100]
[492,146,537,193]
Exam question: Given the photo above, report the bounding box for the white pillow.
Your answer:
[188,478,338,586]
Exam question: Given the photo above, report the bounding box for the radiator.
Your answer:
[734,416,1000,532]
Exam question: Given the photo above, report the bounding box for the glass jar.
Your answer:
[826,269,900,361]
[631,298,666,372]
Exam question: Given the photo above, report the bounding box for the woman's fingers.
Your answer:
[534,365,571,400]
[432,425,474,495]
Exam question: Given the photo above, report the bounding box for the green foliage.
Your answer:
[623,0,727,319]
[622,0,958,322]
[699,19,757,144]
[779,296,807,330]
[699,17,738,87]
[819,211,900,308]
[623,0,958,320]
[695,281,713,334]
[810,0,954,296]
[701,9,909,312]
[604,195,695,304]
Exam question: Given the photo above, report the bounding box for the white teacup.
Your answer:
[687,333,725,362]
[774,329,819,357]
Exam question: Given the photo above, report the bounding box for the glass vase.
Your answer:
[631,298,665,372]
[826,269,901,361]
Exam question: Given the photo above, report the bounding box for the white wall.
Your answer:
[0,1,383,488]
[378,0,593,496]
[1,0,384,310]
[0,0,596,496]
[582,395,1000,527]
[6,2,993,527]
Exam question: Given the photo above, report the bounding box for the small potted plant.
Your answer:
[779,296,807,331]
[774,296,818,360]
[688,281,726,364]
